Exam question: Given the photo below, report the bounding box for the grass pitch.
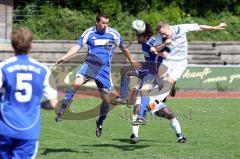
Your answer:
[38,98,240,159]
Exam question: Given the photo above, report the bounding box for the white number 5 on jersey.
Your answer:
[15,73,33,102]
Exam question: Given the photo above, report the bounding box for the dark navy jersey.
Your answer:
[142,37,164,64]
[139,37,166,76]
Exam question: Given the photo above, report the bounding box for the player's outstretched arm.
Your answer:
[199,23,227,31]
[121,47,142,70]
[56,44,81,65]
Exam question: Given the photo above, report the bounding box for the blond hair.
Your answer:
[156,21,170,31]
[11,27,32,54]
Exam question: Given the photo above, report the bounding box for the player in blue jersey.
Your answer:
[55,13,141,137]
[0,28,58,158]
[110,20,175,106]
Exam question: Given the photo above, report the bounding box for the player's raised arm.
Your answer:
[56,44,81,65]
[150,38,171,58]
[199,23,227,31]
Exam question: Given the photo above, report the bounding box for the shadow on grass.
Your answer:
[111,138,156,143]
[41,148,83,155]
[80,142,150,151]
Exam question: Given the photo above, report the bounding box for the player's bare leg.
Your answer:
[127,77,143,108]
[155,106,186,143]
[127,88,138,108]
[130,79,152,144]
[132,73,157,125]
[169,82,177,97]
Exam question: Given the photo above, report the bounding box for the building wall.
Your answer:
[0,0,13,40]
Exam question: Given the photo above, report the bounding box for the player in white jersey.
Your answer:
[154,22,227,89]
[55,13,141,137]
[0,28,58,158]
[140,22,227,113]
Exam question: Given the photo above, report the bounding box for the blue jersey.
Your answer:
[142,37,163,64]
[138,37,165,76]
[0,55,57,140]
[76,26,125,91]
[77,26,125,66]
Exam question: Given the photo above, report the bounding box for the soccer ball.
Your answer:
[132,20,146,34]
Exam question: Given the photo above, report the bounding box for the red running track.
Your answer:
[58,91,240,98]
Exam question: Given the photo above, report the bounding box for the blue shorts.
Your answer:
[77,54,111,92]
[0,135,39,159]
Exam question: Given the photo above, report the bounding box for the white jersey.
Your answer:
[156,23,201,61]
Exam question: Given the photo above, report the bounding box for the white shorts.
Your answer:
[160,59,187,81]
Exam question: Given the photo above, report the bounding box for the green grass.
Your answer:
[39,98,240,159]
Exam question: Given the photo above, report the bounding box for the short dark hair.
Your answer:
[139,22,153,39]
[11,27,32,55]
[96,13,109,22]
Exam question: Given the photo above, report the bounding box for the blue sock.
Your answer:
[61,88,75,110]
[120,74,130,99]
[139,96,150,120]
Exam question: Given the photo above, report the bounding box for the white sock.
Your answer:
[132,114,139,137]
[169,118,182,138]
[132,114,138,122]
[132,125,139,137]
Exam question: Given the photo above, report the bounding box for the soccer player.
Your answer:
[111,20,173,106]
[130,88,187,144]
[54,13,141,137]
[0,28,58,158]
[148,22,227,110]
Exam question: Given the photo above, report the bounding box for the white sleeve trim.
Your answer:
[0,63,3,88]
[43,68,58,100]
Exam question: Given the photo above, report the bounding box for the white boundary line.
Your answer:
[42,125,97,141]
[188,64,240,67]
